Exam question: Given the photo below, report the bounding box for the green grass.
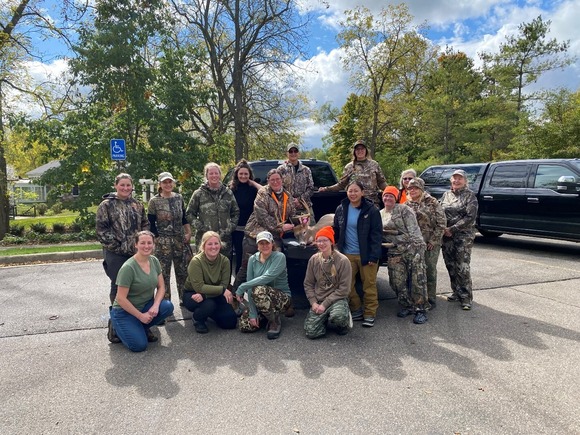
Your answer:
[0,243,101,257]
[12,214,79,230]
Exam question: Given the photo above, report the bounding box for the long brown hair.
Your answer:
[229,159,255,191]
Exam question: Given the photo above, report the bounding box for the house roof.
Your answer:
[26,160,61,179]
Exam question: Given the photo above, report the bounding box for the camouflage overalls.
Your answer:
[277,160,315,219]
[381,204,428,312]
[407,192,446,302]
[148,193,191,301]
[440,187,478,303]
[303,250,352,338]
[326,159,387,206]
[186,182,239,257]
[96,193,149,303]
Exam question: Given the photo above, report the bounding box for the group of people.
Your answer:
[95,140,478,352]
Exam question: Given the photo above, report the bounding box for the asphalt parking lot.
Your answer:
[1,235,579,434]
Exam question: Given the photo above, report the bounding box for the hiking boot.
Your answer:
[146,329,158,342]
[447,294,460,302]
[462,302,472,311]
[266,313,281,339]
[397,308,413,318]
[351,309,364,321]
[284,299,295,318]
[107,318,121,344]
[362,317,375,328]
[427,298,437,310]
[194,321,209,334]
[413,312,428,324]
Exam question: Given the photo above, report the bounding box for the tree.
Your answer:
[0,0,84,239]
[480,16,573,113]
[337,4,426,157]
[171,0,310,161]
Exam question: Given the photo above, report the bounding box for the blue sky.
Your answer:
[18,0,580,149]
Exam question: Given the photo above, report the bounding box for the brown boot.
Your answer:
[266,312,281,340]
[284,298,295,318]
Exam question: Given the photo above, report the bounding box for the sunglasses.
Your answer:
[402,177,413,181]
[288,149,299,154]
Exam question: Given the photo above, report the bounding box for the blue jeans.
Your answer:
[111,299,174,352]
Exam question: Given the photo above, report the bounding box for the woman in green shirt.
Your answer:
[183,231,237,334]
[110,231,174,352]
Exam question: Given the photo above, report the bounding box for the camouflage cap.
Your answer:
[256,231,274,243]
[407,177,425,191]
[451,169,467,179]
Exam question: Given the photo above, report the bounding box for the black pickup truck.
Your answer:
[420,159,580,242]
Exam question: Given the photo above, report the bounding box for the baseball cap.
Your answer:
[158,172,175,182]
[287,143,300,152]
[256,231,274,243]
[407,178,425,191]
[451,169,467,178]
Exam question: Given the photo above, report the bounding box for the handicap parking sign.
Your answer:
[110,139,126,161]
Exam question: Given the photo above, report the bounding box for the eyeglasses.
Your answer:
[288,149,299,154]
[402,177,413,181]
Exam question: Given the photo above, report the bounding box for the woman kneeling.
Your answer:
[303,227,353,338]
[111,231,174,352]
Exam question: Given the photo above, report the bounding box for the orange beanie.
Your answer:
[315,226,335,244]
[382,186,399,198]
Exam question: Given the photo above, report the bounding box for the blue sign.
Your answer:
[110,139,126,161]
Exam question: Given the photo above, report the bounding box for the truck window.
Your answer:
[533,165,577,190]
[489,164,529,188]
[307,164,336,187]
[420,168,444,184]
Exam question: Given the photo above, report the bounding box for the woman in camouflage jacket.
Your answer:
[186,163,239,257]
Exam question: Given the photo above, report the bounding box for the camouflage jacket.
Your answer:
[380,203,426,257]
[245,185,296,243]
[303,250,351,309]
[148,193,188,237]
[440,187,478,236]
[277,160,314,210]
[96,193,149,255]
[326,158,387,205]
[186,182,239,248]
[407,192,446,246]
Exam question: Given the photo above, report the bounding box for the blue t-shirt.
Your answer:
[343,204,361,255]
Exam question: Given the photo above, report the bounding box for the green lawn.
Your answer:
[0,243,101,257]
[12,214,79,230]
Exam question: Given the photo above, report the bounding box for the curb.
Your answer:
[0,250,102,265]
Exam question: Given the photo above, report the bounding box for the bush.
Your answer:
[37,203,48,216]
[74,212,96,231]
[30,222,47,234]
[52,223,67,234]
[69,222,83,232]
[0,235,26,245]
[51,203,63,214]
[9,223,25,237]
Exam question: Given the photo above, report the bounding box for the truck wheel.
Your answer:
[479,230,503,238]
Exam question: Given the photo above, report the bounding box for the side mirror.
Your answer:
[556,175,579,193]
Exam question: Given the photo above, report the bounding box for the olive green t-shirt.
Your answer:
[114,256,162,310]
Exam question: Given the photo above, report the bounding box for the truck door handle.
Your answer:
[482,195,493,200]
[527,197,539,203]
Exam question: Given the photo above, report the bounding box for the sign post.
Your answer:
[110,139,126,161]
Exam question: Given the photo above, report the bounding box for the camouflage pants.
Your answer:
[387,251,428,311]
[238,286,290,332]
[424,245,441,301]
[304,299,350,339]
[442,234,474,303]
[155,235,191,301]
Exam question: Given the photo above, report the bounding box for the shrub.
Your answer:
[30,222,47,234]
[37,203,48,216]
[51,203,63,214]
[74,212,96,230]
[69,222,83,232]
[0,235,26,245]
[52,223,67,234]
[9,223,25,237]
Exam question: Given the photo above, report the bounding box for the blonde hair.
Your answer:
[204,162,222,180]
[200,231,223,251]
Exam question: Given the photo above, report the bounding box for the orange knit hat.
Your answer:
[382,186,399,198]
[315,226,335,244]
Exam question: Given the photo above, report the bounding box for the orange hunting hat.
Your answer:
[315,226,335,244]
[382,186,399,198]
